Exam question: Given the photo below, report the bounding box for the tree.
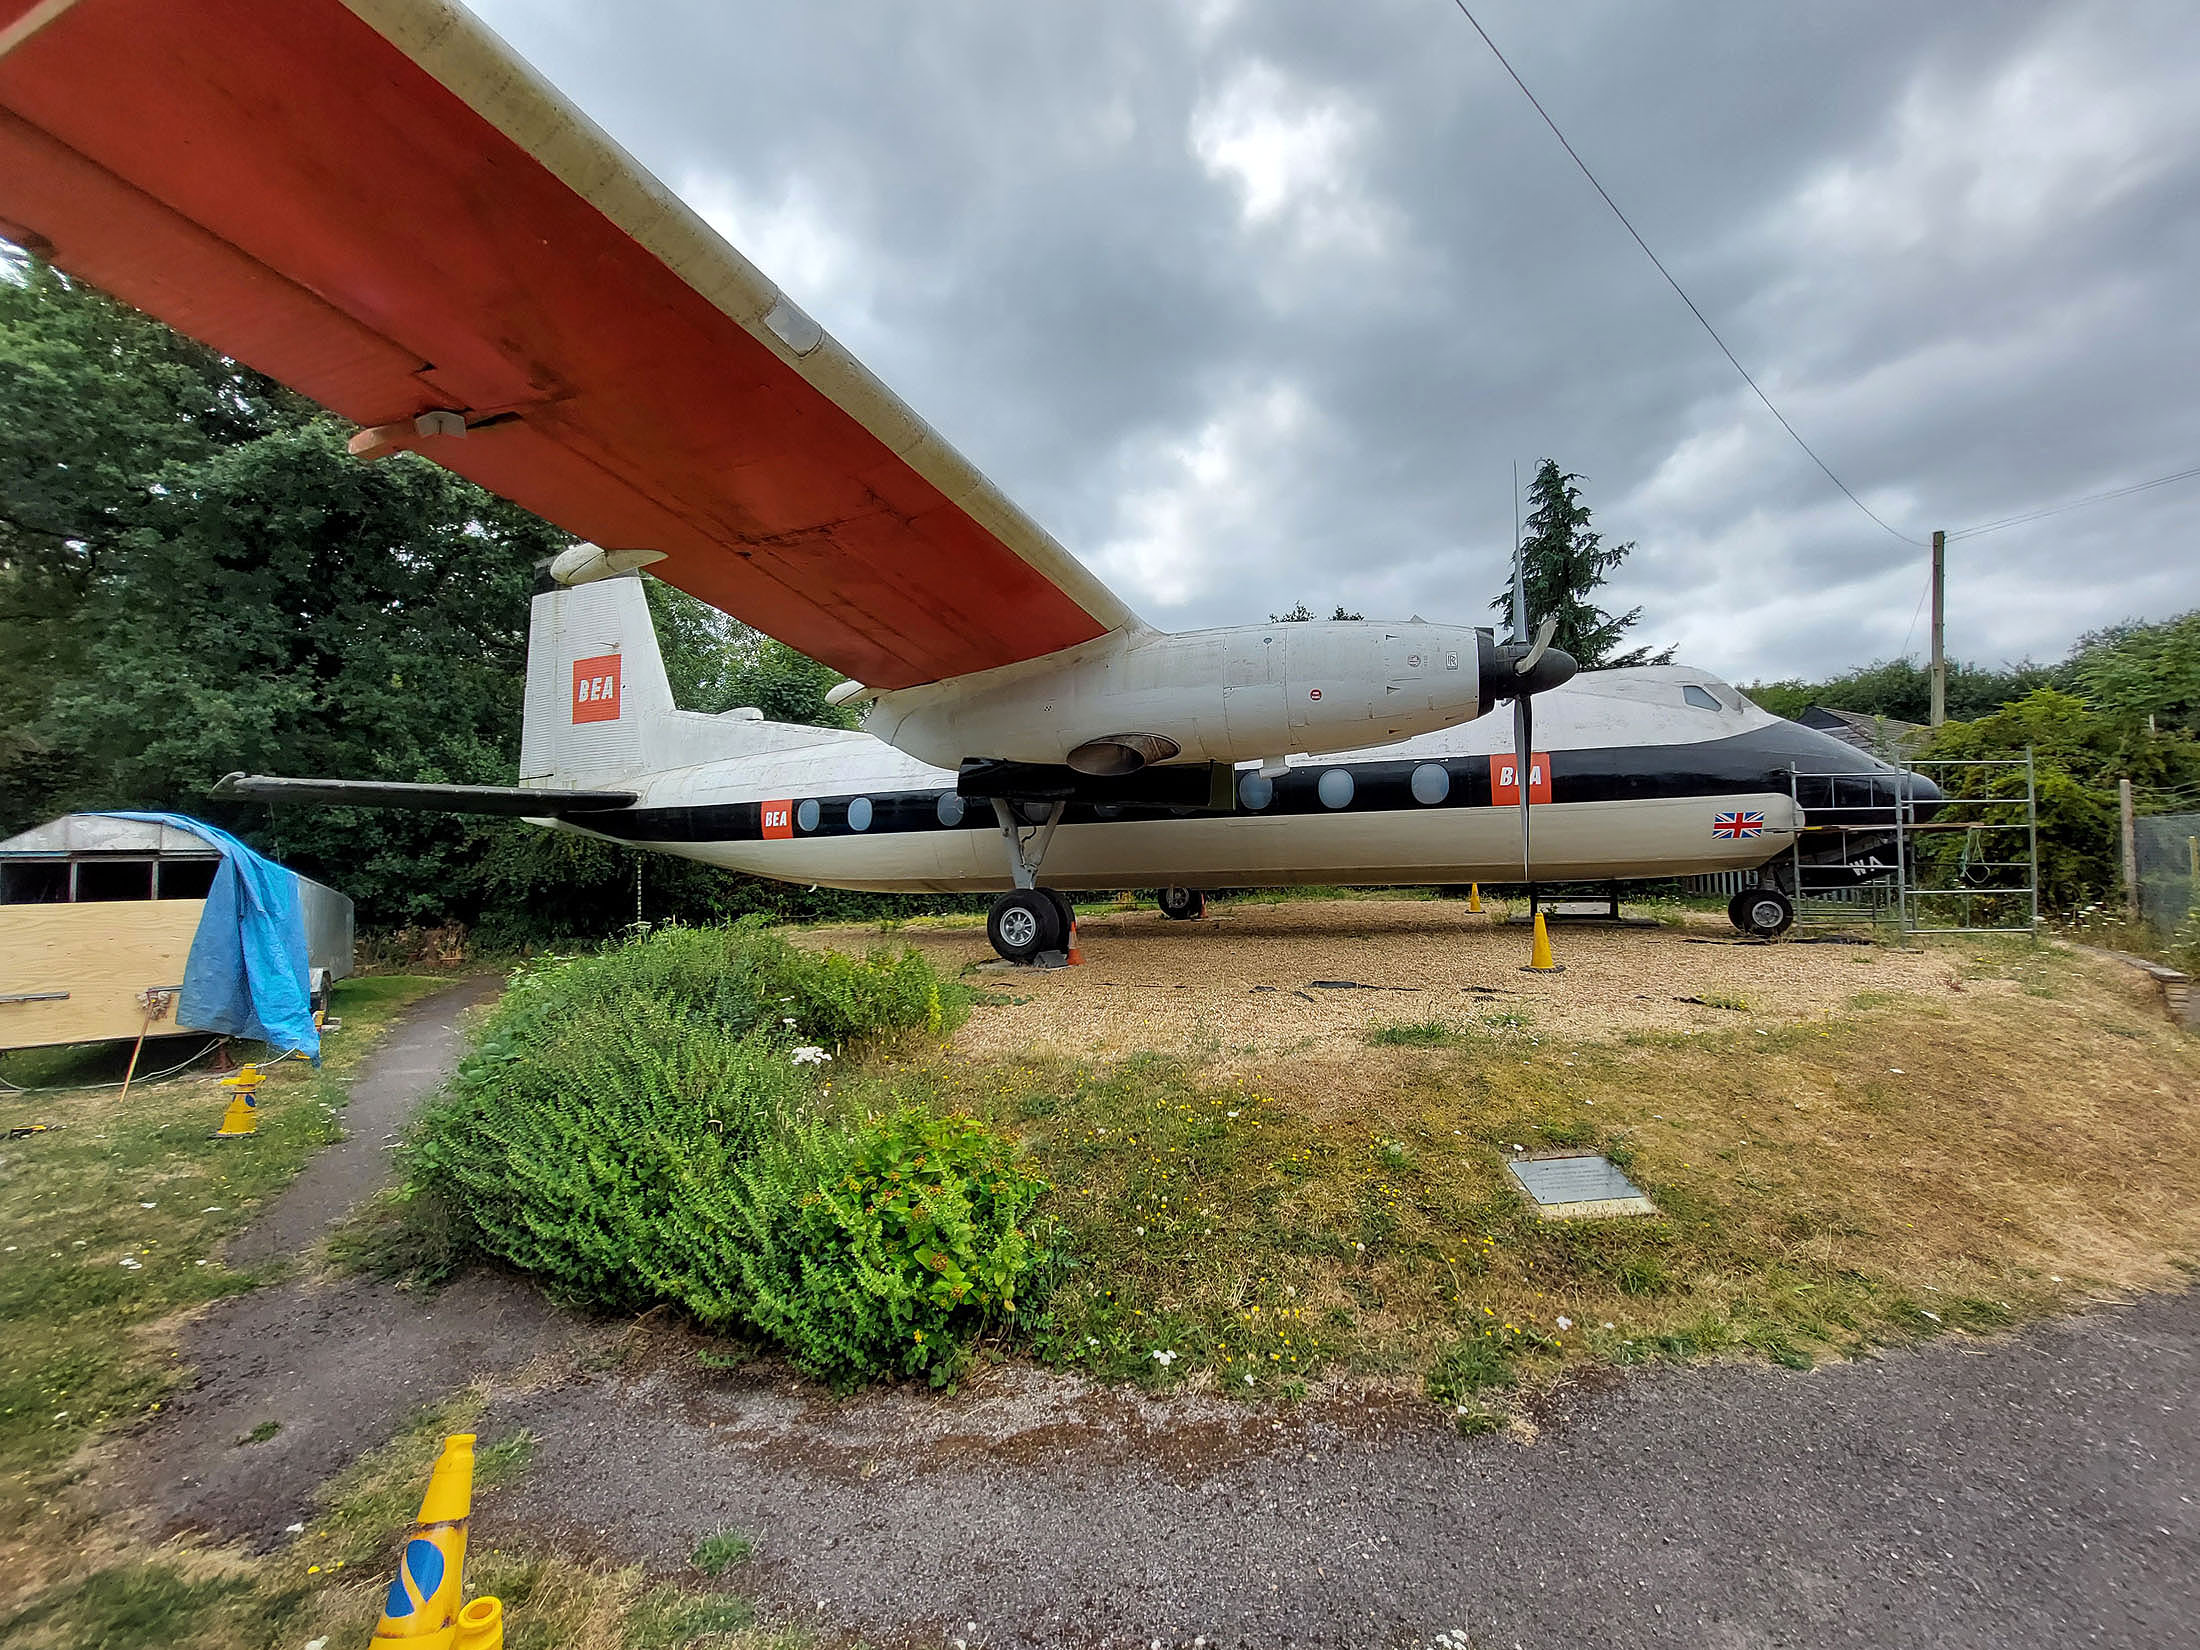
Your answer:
[1742,657,2054,725]
[0,255,896,940]
[1269,603,1363,622]
[1490,459,1670,668]
[2064,611,2200,736]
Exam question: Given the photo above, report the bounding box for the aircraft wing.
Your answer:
[0,0,1136,690]
[213,773,635,815]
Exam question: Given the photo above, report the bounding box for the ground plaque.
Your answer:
[1508,1152,1657,1220]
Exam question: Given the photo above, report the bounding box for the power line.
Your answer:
[1447,3,1925,548]
[1947,462,2200,542]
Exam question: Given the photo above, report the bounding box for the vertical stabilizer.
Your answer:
[519,574,677,786]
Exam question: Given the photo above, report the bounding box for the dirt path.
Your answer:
[107,976,597,1549]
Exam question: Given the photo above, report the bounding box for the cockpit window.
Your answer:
[1682,684,1723,712]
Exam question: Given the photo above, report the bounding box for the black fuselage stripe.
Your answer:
[565,725,1906,845]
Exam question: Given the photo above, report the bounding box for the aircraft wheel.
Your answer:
[1157,886,1206,921]
[1040,887,1076,936]
[988,889,1065,963]
[1729,887,1795,938]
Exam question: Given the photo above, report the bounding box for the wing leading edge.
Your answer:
[0,0,1137,690]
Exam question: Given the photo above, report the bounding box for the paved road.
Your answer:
[488,1290,2199,1649]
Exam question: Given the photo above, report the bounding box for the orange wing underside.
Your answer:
[0,0,1115,688]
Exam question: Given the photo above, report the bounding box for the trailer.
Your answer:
[0,814,352,1053]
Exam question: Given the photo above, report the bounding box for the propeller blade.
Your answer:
[1515,691,1533,888]
[1511,540,1527,646]
[1516,614,1558,676]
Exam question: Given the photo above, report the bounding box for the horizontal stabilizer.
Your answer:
[213,772,636,815]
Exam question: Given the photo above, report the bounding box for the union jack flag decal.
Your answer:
[1712,809,1765,839]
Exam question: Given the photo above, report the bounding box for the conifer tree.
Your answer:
[1491,459,1670,668]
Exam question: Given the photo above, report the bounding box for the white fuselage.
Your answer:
[538,665,1890,894]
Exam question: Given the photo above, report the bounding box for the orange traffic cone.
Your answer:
[1065,916,1084,966]
[372,1433,479,1647]
[1522,909,1563,973]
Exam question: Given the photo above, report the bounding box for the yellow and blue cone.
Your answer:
[372,1433,476,1648]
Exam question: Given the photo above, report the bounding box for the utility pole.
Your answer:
[2120,776,2139,925]
[1929,529,1947,728]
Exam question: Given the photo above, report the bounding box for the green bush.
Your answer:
[407,922,1040,1386]
[726,1110,1052,1390]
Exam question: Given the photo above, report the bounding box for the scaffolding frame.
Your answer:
[1787,753,2038,937]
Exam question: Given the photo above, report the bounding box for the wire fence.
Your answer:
[2135,811,2200,946]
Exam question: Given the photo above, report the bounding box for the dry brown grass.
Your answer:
[838,917,2200,1405]
[804,897,1963,1060]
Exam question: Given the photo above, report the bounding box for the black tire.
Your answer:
[1040,887,1076,937]
[988,889,1065,962]
[1157,886,1206,921]
[1729,887,1795,938]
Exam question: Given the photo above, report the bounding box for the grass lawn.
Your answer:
[0,971,830,1650]
[843,936,2200,1424]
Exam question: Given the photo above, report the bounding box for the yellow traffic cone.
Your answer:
[211,1064,265,1138]
[453,1597,504,1650]
[1468,883,1482,913]
[372,1433,476,1648]
[1522,910,1563,973]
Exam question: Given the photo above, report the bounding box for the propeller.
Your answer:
[1480,542,1578,904]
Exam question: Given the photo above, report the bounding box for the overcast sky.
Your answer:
[473,0,2200,683]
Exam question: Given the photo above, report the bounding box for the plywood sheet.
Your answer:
[0,901,208,1049]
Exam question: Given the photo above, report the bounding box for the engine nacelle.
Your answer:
[863,620,1498,774]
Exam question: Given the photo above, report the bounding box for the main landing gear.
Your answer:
[1157,886,1206,921]
[983,799,1080,965]
[1728,885,1795,938]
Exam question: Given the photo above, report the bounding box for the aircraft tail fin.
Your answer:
[519,573,681,786]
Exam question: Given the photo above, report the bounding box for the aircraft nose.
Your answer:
[1899,769,1943,807]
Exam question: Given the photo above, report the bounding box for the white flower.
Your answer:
[782,1017,797,1027]
[1602,1321,1616,1330]
[790,1046,831,1066]
[1243,1374,1254,1386]
[1151,1349,1177,1365]
[119,1257,142,1270]
[1227,1109,1240,1118]
[1085,1336,1100,1346]
[1556,1315,1572,1330]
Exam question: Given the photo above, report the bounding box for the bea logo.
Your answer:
[760,799,794,840]
[1489,751,1552,805]
[572,654,622,723]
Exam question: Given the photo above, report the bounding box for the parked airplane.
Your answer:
[1,0,1931,960]
[216,569,1932,959]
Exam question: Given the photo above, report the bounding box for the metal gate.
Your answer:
[1788,754,2038,936]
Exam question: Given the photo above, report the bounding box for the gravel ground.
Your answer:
[485,1292,2199,1650]
[805,901,1972,1060]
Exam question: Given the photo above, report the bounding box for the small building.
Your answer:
[0,813,352,1052]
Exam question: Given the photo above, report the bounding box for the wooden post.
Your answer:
[1929,529,1947,728]
[2120,776,2139,924]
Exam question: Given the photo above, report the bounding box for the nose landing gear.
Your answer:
[1728,886,1795,938]
[1157,886,1206,921]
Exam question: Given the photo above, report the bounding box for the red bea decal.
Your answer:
[1489,751,1552,805]
[760,799,794,840]
[1307,687,1322,701]
[572,654,622,723]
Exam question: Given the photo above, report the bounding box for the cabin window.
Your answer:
[1317,769,1355,810]
[0,861,70,904]
[1682,684,1724,712]
[76,859,155,901]
[796,799,821,832]
[935,793,965,827]
[157,859,220,900]
[846,797,874,832]
[1238,772,1274,810]
[1410,763,1451,805]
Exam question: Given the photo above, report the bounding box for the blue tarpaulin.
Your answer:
[101,813,321,1061]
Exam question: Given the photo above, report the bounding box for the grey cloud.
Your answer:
[474,0,2200,680]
